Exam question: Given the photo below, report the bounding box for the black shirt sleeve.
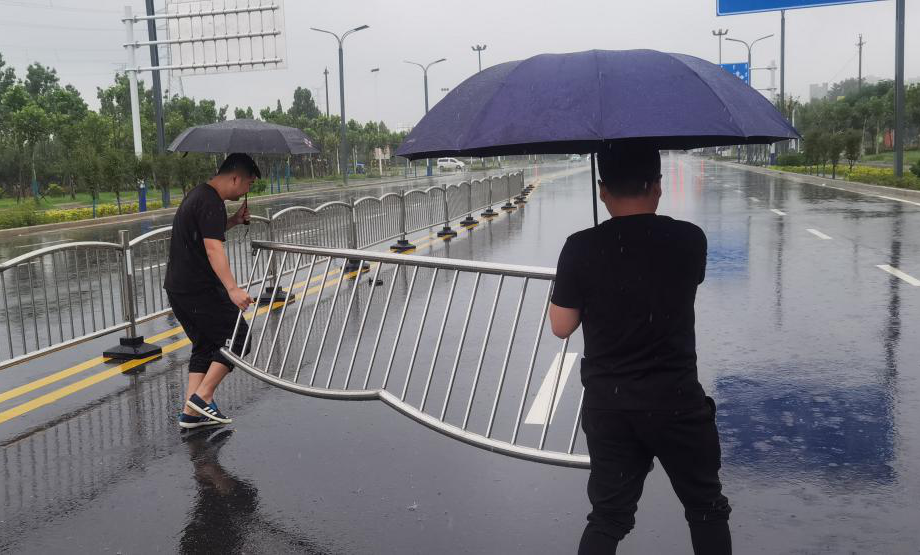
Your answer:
[198,192,227,242]
[551,237,583,309]
[698,229,708,284]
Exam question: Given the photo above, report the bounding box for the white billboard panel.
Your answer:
[164,0,286,76]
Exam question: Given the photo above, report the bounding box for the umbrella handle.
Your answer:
[243,193,250,225]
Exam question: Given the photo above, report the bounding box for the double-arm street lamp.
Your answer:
[311,24,369,186]
[472,44,487,72]
[725,33,773,86]
[405,57,446,176]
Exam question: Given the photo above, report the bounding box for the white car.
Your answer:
[569,154,582,162]
[437,157,465,172]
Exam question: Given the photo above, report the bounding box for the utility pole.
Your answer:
[144,0,165,156]
[323,67,330,117]
[472,44,487,72]
[779,11,785,115]
[370,67,380,124]
[711,29,729,65]
[312,25,370,186]
[894,0,905,177]
[856,34,866,90]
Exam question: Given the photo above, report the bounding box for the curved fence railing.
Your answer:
[222,242,588,469]
[0,171,531,370]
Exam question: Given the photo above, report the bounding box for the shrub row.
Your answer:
[0,199,174,230]
[771,164,920,191]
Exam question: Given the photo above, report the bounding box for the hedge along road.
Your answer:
[0,163,555,260]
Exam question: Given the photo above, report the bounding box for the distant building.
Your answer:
[809,82,829,101]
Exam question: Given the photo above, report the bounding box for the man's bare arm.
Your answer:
[204,238,253,310]
[549,303,581,339]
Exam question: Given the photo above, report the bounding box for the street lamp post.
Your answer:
[711,29,729,65]
[405,58,446,176]
[472,44,487,72]
[726,34,773,165]
[725,34,774,87]
[370,67,380,124]
[311,24,370,186]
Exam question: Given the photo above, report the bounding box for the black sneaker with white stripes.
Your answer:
[186,393,232,424]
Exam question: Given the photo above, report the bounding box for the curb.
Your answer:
[713,160,920,204]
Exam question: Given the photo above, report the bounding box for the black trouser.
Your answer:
[578,397,731,554]
[167,288,250,373]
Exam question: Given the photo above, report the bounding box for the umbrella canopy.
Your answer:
[168,119,320,155]
[397,49,799,160]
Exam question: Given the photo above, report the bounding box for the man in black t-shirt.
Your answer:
[165,153,258,429]
[550,144,731,554]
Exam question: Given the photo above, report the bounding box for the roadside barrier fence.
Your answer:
[0,172,528,371]
[221,242,588,468]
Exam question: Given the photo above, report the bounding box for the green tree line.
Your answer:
[0,52,408,208]
[777,77,920,179]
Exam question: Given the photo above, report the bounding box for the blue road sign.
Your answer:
[718,0,882,16]
[720,62,750,84]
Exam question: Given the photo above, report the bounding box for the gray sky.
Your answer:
[0,0,916,130]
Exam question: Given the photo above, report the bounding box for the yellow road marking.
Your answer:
[0,338,190,425]
[0,186,537,421]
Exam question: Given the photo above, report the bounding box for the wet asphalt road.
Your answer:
[1,155,919,554]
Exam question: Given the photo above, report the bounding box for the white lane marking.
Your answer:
[525,352,578,425]
[876,265,920,286]
[876,195,920,207]
[770,209,786,216]
[15,239,70,249]
[749,196,759,202]
[806,228,832,240]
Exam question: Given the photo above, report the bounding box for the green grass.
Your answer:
[861,149,920,165]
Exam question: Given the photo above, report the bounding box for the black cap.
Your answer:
[218,153,261,179]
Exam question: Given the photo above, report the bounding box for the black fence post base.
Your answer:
[437,226,458,239]
[481,208,498,218]
[257,286,295,306]
[390,239,416,253]
[343,259,370,275]
[460,214,478,227]
[103,336,163,361]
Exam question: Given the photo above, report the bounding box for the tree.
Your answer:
[289,87,320,121]
[0,53,16,98]
[803,131,823,175]
[843,130,862,171]
[24,62,59,98]
[827,133,844,179]
[233,106,254,119]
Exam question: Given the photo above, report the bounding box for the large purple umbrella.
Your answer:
[396,49,798,160]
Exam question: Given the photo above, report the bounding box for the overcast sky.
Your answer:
[0,0,916,130]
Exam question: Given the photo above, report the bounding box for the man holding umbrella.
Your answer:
[549,143,731,554]
[165,153,259,428]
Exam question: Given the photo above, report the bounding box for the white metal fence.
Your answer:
[0,171,528,370]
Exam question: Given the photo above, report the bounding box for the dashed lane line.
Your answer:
[876,265,920,286]
[770,209,786,216]
[524,352,578,426]
[806,228,833,240]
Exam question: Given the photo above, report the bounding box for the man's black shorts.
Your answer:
[166,288,250,373]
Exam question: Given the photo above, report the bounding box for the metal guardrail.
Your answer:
[0,172,529,370]
[222,242,589,469]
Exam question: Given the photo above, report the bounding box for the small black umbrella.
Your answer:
[168,119,320,155]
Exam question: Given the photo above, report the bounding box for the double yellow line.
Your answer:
[0,183,539,425]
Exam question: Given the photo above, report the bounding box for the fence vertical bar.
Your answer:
[511,284,553,444]
[539,337,570,450]
[440,272,481,421]
[391,189,414,252]
[363,264,401,389]
[401,268,440,401]
[294,257,333,382]
[27,263,39,350]
[460,181,477,227]
[344,262,384,389]
[40,258,52,347]
[462,275,504,429]
[485,278,529,438]
[437,186,456,238]
[382,265,419,389]
[50,253,64,345]
[102,231,162,361]
[420,269,459,411]
[568,389,585,454]
[1,272,13,358]
[481,177,497,218]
